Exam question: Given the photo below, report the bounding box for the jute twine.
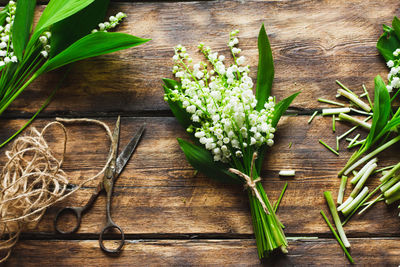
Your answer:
[0,118,114,262]
[228,152,270,215]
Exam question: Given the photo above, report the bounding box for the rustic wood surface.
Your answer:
[1,0,400,266]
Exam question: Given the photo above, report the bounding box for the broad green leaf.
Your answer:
[271,92,300,127]
[26,0,95,54]
[0,4,9,26]
[377,24,400,61]
[162,79,191,129]
[366,75,390,147]
[12,0,35,61]
[49,0,110,58]
[36,32,150,75]
[178,138,241,184]
[392,16,400,40]
[255,23,274,111]
[35,0,94,34]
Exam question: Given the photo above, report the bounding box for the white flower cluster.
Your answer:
[386,48,400,92]
[166,30,276,163]
[39,31,51,58]
[92,12,127,33]
[0,0,16,67]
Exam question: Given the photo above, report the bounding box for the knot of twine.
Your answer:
[228,152,269,215]
[0,118,114,263]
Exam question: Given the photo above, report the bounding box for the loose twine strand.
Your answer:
[0,118,114,263]
[228,152,270,215]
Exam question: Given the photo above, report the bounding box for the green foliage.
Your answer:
[37,32,149,74]
[162,78,191,129]
[377,17,400,61]
[12,0,35,60]
[0,4,9,25]
[255,24,274,111]
[362,75,391,148]
[271,92,300,128]
[178,138,241,184]
[0,0,148,146]
[49,0,110,58]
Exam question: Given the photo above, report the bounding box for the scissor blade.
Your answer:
[115,124,145,177]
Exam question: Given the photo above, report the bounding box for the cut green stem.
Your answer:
[340,136,400,176]
[274,182,288,213]
[308,110,318,124]
[337,176,348,205]
[342,187,369,216]
[337,88,371,112]
[320,210,354,264]
[338,113,371,130]
[324,191,350,248]
[322,107,350,116]
[318,98,345,107]
[319,140,339,156]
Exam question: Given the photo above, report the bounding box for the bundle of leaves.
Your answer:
[0,0,149,146]
[163,24,299,259]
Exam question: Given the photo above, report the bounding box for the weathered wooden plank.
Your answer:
[2,0,395,116]
[5,238,400,266]
[1,116,399,236]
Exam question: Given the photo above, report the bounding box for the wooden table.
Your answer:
[1,0,400,265]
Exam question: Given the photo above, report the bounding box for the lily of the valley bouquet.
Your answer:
[0,0,148,146]
[163,25,299,258]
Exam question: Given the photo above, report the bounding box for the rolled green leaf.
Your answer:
[342,187,369,216]
[384,180,400,199]
[350,158,377,185]
[350,163,377,198]
[380,162,400,183]
[337,176,347,205]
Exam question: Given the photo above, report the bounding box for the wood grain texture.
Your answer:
[1,116,399,237]
[1,0,396,116]
[4,238,400,266]
[1,0,400,265]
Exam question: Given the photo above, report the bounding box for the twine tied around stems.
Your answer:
[228,152,269,215]
[0,118,114,263]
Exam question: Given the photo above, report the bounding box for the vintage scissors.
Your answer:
[54,117,145,253]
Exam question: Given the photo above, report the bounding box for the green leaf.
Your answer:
[12,0,36,61]
[26,0,95,54]
[178,138,241,184]
[255,23,274,111]
[271,92,300,127]
[366,75,390,147]
[49,0,110,58]
[392,16,400,40]
[163,79,191,129]
[36,32,149,75]
[0,4,10,26]
[35,0,94,34]
[377,24,400,61]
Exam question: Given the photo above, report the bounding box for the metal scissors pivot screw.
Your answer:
[54,117,145,253]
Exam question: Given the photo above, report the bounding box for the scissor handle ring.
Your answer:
[54,207,82,234]
[99,224,125,253]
